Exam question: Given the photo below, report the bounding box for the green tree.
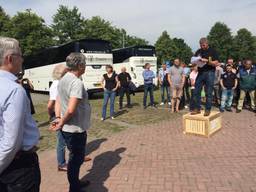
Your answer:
[84,16,121,48]
[84,16,148,49]
[207,22,233,62]
[6,9,54,56]
[233,28,256,61]
[155,31,177,65]
[0,6,10,35]
[125,35,148,47]
[52,5,85,44]
[172,38,193,64]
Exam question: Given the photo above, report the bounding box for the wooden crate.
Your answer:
[183,111,222,137]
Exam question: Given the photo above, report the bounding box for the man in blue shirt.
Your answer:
[142,63,156,109]
[0,37,40,191]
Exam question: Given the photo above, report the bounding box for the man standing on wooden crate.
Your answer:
[190,38,219,116]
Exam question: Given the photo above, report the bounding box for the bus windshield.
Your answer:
[113,45,156,63]
[80,41,111,53]
[135,47,155,57]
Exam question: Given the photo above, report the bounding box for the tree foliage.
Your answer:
[84,16,147,49]
[207,22,233,62]
[233,28,256,61]
[155,31,177,65]
[52,6,148,49]
[52,5,85,44]
[172,38,193,64]
[83,16,123,48]
[5,9,54,56]
[0,6,10,35]
[125,34,148,48]
[1,5,255,63]
[155,31,192,65]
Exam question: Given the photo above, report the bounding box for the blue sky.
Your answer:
[1,0,256,50]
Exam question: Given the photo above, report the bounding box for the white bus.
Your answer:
[112,45,157,88]
[23,39,113,94]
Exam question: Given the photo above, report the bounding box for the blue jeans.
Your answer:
[102,90,116,119]
[160,85,171,103]
[57,130,66,167]
[220,89,234,110]
[190,89,195,111]
[193,71,215,111]
[119,87,131,108]
[143,83,154,107]
[62,131,86,192]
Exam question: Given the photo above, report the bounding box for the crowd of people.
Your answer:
[101,38,256,117]
[155,38,256,116]
[0,35,256,192]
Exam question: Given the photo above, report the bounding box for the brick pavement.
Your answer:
[39,110,256,192]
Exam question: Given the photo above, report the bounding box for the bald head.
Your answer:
[121,66,127,73]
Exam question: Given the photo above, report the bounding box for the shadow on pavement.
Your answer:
[85,138,108,156]
[81,147,126,192]
[115,109,128,117]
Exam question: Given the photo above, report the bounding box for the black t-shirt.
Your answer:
[195,47,219,73]
[221,72,237,89]
[118,72,131,88]
[103,72,117,90]
[162,72,170,86]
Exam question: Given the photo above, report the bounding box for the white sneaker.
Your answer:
[160,102,164,106]
[101,118,104,121]
[111,116,115,120]
[168,102,171,106]
[185,105,188,109]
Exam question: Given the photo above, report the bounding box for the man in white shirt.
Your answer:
[0,37,40,192]
[51,53,91,192]
[48,64,68,172]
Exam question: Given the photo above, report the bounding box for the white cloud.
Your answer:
[1,0,256,51]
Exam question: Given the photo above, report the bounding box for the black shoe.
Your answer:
[127,105,132,108]
[80,180,91,188]
[143,106,146,110]
[219,108,225,113]
[236,109,242,113]
[204,110,211,116]
[226,107,232,112]
[191,109,201,115]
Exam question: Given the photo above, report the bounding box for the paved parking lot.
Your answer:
[40,110,256,192]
